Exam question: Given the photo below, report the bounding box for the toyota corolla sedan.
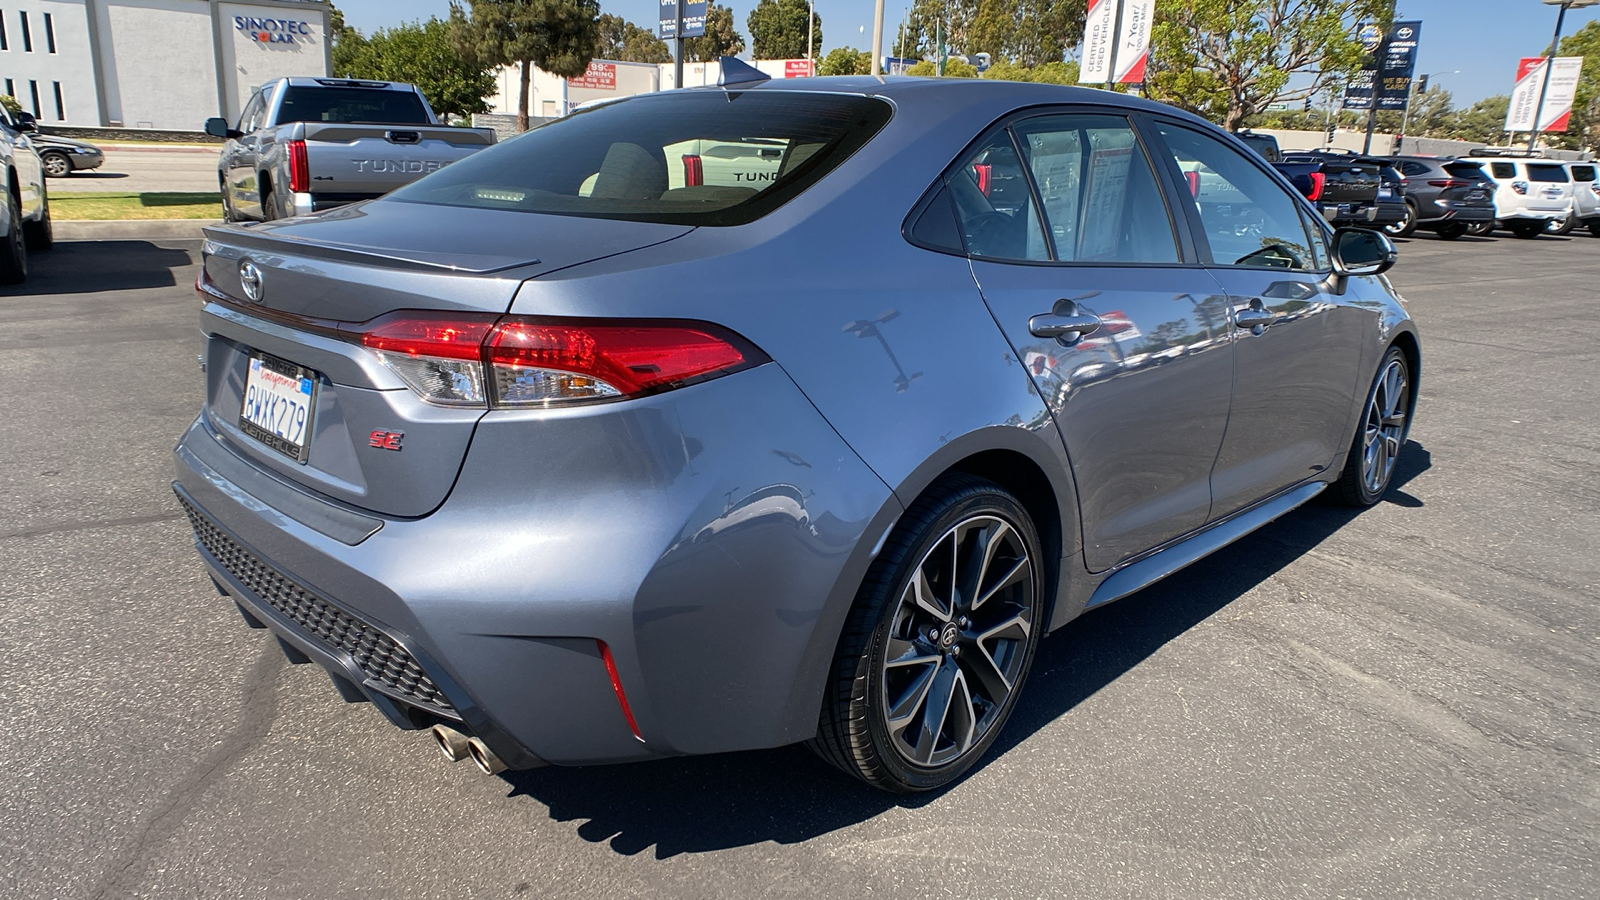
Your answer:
[177,70,1418,793]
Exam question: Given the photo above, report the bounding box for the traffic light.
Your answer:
[1304,96,1313,112]
[1416,75,1429,94]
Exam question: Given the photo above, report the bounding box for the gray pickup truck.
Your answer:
[204,78,495,222]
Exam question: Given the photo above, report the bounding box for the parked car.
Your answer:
[1233,129,1281,162]
[1385,156,1498,239]
[1281,151,1407,230]
[32,133,105,178]
[1470,150,1573,238]
[0,107,53,284]
[1556,161,1600,237]
[1271,154,1383,226]
[204,77,497,222]
[177,75,1417,793]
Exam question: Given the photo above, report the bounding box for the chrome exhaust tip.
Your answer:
[431,725,471,763]
[466,737,506,775]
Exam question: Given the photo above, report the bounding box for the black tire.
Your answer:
[1589,221,1600,239]
[1546,213,1576,236]
[23,192,51,252]
[219,177,237,223]
[809,475,1045,793]
[1434,222,1467,240]
[1331,346,1411,508]
[260,178,278,221]
[1467,221,1494,237]
[0,194,27,285]
[41,152,72,179]
[1384,202,1418,238]
[1509,220,1545,239]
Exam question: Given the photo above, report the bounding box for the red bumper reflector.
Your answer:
[597,641,643,742]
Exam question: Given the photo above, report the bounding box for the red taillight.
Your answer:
[342,312,760,408]
[1307,171,1327,202]
[287,139,310,194]
[1185,171,1201,197]
[486,319,751,404]
[682,154,703,187]
[1428,179,1470,188]
[973,163,992,196]
[597,641,643,742]
[356,312,497,361]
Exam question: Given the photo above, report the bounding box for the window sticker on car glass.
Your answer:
[1079,147,1134,261]
[1026,130,1084,259]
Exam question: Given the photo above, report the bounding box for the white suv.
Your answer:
[1473,152,1574,238]
[1565,162,1600,237]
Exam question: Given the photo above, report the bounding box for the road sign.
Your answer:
[1506,56,1584,132]
[1344,20,1422,111]
[659,0,707,39]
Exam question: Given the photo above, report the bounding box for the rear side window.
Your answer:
[1571,165,1596,182]
[1528,164,1569,183]
[390,92,892,226]
[1445,162,1487,180]
[1398,161,1428,176]
[1490,162,1516,179]
[277,87,431,125]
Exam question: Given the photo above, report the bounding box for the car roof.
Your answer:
[680,75,1203,120]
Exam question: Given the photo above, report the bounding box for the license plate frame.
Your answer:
[239,351,319,464]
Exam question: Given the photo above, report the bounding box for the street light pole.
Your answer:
[871,0,885,75]
[1530,0,1599,150]
[806,0,815,73]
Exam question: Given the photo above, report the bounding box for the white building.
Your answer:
[0,0,328,130]
[486,59,661,119]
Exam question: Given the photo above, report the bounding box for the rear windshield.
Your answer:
[388,91,893,225]
[1490,162,1516,179]
[1528,163,1569,182]
[1571,165,1596,182]
[277,87,431,126]
[1444,162,1488,180]
[1237,135,1280,161]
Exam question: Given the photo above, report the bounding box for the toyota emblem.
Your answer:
[239,261,264,303]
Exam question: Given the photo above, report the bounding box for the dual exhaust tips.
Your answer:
[431,724,505,775]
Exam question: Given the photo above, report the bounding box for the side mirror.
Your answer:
[1331,227,1397,277]
[203,117,237,139]
[14,111,37,133]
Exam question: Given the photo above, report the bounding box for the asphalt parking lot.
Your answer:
[1,231,1595,899]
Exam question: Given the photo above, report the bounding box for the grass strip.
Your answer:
[52,191,222,220]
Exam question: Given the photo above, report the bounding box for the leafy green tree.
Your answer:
[980,59,1079,84]
[906,58,978,78]
[335,19,496,119]
[593,13,670,63]
[1146,0,1392,131]
[747,0,820,60]
[329,3,369,76]
[897,0,1084,68]
[818,46,872,76]
[1445,95,1510,146]
[0,94,20,117]
[448,0,600,131]
[684,2,746,61]
[1557,20,1600,151]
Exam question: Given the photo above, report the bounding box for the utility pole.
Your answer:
[807,0,815,74]
[1361,0,1397,154]
[673,0,685,89]
[871,0,885,75]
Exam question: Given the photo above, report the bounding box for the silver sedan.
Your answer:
[176,70,1417,792]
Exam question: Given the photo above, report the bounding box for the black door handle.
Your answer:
[1029,300,1102,345]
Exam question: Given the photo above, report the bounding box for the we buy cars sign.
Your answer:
[1506,56,1585,133]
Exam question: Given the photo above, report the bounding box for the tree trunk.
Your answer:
[517,59,530,133]
[1225,102,1248,132]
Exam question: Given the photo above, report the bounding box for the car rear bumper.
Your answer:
[173,363,895,768]
[1418,205,1495,225]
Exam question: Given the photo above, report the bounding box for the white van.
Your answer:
[1471,152,1574,238]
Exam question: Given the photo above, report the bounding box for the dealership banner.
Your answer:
[1079,0,1155,84]
[1344,20,1422,111]
[1505,56,1585,133]
[658,0,706,39]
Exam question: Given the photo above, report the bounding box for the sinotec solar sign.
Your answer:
[235,16,315,45]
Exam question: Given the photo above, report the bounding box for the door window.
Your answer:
[1490,162,1516,179]
[238,93,265,132]
[947,132,1050,261]
[1012,115,1179,263]
[1155,123,1316,271]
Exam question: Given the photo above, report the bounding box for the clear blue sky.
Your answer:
[334,0,1600,106]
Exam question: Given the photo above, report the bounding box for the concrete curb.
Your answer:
[56,220,215,241]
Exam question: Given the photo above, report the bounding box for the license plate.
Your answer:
[240,352,317,462]
[1466,191,1486,200]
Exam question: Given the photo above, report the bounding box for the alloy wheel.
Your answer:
[1361,358,1409,495]
[42,154,71,178]
[879,514,1035,768]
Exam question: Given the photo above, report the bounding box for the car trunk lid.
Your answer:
[196,205,693,517]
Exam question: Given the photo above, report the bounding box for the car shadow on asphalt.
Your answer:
[6,240,194,296]
[499,443,1433,859]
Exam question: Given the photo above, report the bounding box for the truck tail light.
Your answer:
[682,154,703,187]
[342,313,765,408]
[1306,172,1327,202]
[1512,181,1529,195]
[973,163,993,196]
[287,139,310,194]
